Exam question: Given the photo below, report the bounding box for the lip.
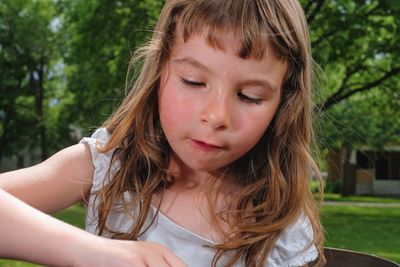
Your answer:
[191,139,224,152]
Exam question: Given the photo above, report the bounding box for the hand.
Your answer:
[73,238,187,267]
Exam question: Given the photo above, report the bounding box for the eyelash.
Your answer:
[237,92,263,105]
[180,78,262,105]
[180,78,205,87]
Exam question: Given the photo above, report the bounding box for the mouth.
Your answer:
[191,139,225,152]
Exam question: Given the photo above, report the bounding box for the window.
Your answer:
[356,150,400,180]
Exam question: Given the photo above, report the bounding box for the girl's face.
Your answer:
[158,30,287,174]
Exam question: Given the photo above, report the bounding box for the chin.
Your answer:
[189,161,228,174]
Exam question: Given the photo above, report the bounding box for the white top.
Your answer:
[80,128,318,267]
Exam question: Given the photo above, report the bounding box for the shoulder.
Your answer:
[80,128,111,149]
[79,128,118,191]
[80,128,113,166]
[267,213,318,267]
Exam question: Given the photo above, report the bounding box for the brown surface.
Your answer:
[312,248,399,267]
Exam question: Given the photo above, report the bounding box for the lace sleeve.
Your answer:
[266,213,318,267]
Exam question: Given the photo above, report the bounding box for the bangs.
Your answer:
[177,0,283,60]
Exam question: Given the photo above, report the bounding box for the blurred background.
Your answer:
[0,0,399,265]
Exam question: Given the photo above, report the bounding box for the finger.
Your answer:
[144,255,172,267]
[162,251,187,267]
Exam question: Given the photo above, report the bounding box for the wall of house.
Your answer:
[355,149,400,196]
[374,180,400,196]
[356,169,374,195]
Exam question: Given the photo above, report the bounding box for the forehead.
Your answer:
[171,0,289,61]
[172,22,282,62]
[168,28,288,92]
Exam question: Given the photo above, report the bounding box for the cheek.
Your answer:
[238,121,267,149]
[158,84,195,137]
[234,108,277,152]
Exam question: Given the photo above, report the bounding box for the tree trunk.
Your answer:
[0,108,12,171]
[341,145,356,196]
[0,145,3,169]
[326,148,342,182]
[36,54,47,161]
[0,129,6,169]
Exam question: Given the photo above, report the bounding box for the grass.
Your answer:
[321,205,400,263]
[1,196,400,266]
[323,193,400,203]
[52,204,86,227]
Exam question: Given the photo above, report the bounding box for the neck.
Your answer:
[167,154,242,196]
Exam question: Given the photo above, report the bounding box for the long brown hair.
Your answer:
[94,0,325,266]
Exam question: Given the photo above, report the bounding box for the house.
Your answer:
[327,144,400,196]
[355,145,400,196]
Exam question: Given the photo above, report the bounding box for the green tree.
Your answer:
[62,0,399,196]
[303,0,400,195]
[62,0,164,130]
[0,0,65,165]
[4,0,397,185]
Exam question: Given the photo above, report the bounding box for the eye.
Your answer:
[237,92,263,105]
[180,78,205,88]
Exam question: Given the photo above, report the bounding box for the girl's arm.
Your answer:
[0,145,186,266]
[0,187,86,265]
[0,146,187,266]
[0,188,186,267]
[0,144,94,213]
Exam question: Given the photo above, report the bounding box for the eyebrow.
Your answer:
[238,80,278,92]
[172,57,211,73]
[172,56,279,92]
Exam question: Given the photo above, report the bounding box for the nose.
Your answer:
[201,93,231,130]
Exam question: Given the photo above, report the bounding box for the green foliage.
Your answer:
[1,0,399,169]
[61,0,164,129]
[0,0,54,159]
[318,89,400,152]
[0,0,79,163]
[305,0,400,151]
[324,179,342,194]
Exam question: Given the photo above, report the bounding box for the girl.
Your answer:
[0,0,325,266]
